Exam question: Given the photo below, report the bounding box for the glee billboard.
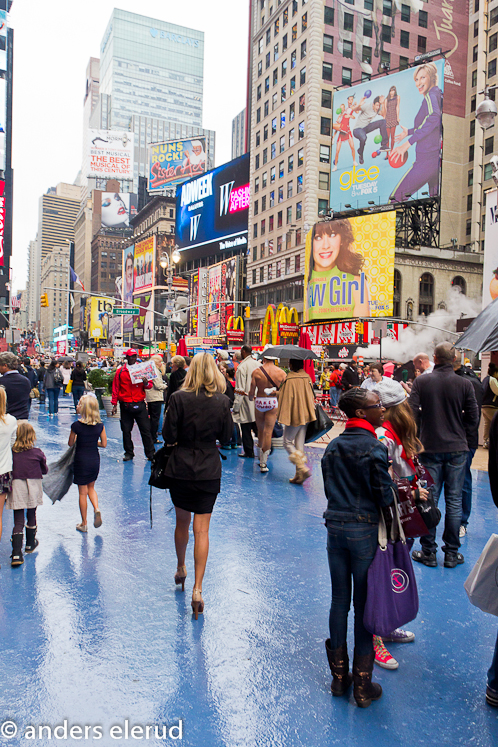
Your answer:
[329,58,445,211]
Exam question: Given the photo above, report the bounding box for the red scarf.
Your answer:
[382,421,417,473]
[345,418,378,437]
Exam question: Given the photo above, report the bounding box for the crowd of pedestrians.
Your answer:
[0,340,496,711]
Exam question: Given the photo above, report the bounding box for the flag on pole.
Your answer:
[11,293,21,309]
[69,266,85,291]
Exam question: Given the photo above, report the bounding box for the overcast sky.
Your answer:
[9,0,249,292]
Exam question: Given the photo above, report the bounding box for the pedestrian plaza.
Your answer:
[0,400,497,747]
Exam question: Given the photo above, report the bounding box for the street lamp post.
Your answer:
[159,245,181,358]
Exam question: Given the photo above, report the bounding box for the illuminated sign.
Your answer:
[0,180,5,267]
[261,304,299,346]
[229,184,250,213]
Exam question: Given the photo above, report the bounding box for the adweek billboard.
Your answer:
[87,130,134,180]
[483,189,498,310]
[148,137,208,192]
[101,192,137,229]
[329,59,445,211]
[304,213,395,324]
[176,154,250,262]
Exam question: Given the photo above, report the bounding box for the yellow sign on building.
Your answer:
[86,297,115,340]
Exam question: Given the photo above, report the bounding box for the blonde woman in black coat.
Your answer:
[163,352,233,619]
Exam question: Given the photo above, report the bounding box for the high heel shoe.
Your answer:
[174,565,187,592]
[191,588,204,620]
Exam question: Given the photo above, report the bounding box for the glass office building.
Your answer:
[99,9,204,130]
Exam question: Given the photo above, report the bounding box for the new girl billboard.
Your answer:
[329,58,445,211]
[304,213,395,324]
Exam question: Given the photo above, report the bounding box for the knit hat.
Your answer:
[373,378,406,408]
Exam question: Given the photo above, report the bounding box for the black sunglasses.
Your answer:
[363,402,384,410]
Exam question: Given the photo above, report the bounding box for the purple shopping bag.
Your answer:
[363,489,419,638]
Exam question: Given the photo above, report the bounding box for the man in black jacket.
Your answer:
[0,352,32,419]
[340,361,360,391]
[409,342,479,568]
[454,359,483,537]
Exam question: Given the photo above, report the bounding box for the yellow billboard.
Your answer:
[87,297,115,340]
[304,212,395,323]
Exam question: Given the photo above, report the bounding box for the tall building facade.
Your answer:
[246,0,474,344]
[39,244,70,346]
[98,9,204,131]
[232,108,247,159]
[0,1,14,333]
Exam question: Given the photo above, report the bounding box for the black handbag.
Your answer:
[305,404,333,443]
[415,492,441,530]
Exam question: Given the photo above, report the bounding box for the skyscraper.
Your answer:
[98,9,205,131]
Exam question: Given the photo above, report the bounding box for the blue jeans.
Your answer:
[329,388,339,407]
[488,630,498,692]
[461,448,476,527]
[326,521,378,656]
[47,387,60,414]
[38,381,45,403]
[72,386,85,409]
[419,451,467,555]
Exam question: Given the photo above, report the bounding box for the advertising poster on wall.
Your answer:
[155,234,177,288]
[304,212,395,324]
[329,58,445,211]
[0,10,7,73]
[175,154,250,262]
[188,270,199,336]
[87,297,115,340]
[133,292,154,342]
[482,189,498,310]
[134,237,155,294]
[101,192,138,229]
[207,264,222,336]
[87,130,134,180]
[0,179,4,268]
[148,137,208,192]
[219,257,238,336]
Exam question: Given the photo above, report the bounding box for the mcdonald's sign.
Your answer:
[227,315,245,343]
[261,304,299,346]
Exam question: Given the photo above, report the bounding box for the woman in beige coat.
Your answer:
[277,359,316,484]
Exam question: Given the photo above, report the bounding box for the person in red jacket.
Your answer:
[111,349,155,462]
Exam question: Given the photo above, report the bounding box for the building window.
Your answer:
[321,90,332,110]
[300,66,306,85]
[272,117,277,134]
[295,255,301,273]
[471,95,476,112]
[468,169,473,187]
[262,171,267,188]
[255,154,260,170]
[261,219,266,235]
[279,160,284,178]
[288,153,294,173]
[362,45,372,64]
[283,33,288,51]
[489,59,497,78]
[419,273,434,316]
[469,144,474,162]
[257,84,262,101]
[466,218,471,236]
[269,214,274,231]
[490,34,498,53]
[278,211,283,228]
[473,45,478,63]
[393,269,401,317]
[344,12,354,32]
[259,267,264,283]
[319,171,330,191]
[255,177,260,193]
[273,68,278,86]
[400,29,409,49]
[467,194,473,212]
[363,18,373,38]
[298,120,305,139]
[474,20,479,38]
[281,59,287,77]
[470,119,475,138]
[258,61,262,77]
[299,93,305,113]
[265,76,270,93]
[289,127,295,146]
[256,107,261,123]
[253,224,258,239]
[322,62,333,81]
[320,116,331,136]
[263,147,268,164]
[318,198,329,215]
[383,0,392,15]
[485,162,494,180]
[417,36,426,54]
[342,67,352,85]
[256,130,261,147]
[399,56,409,70]
[281,84,287,102]
[252,269,257,285]
[297,174,303,192]
[292,23,297,41]
[324,6,334,25]
[419,9,428,28]
[287,180,293,198]
[381,50,391,67]
[452,276,466,295]
[297,148,304,168]
[301,40,307,59]
[382,24,391,44]
[486,136,494,155]
[401,4,410,23]
[320,144,330,163]
[271,142,276,159]
[270,166,276,183]
[264,100,269,116]
[343,40,353,59]
[472,70,478,88]
[491,7,498,26]
[323,34,333,54]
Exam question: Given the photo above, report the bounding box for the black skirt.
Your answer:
[168,477,219,515]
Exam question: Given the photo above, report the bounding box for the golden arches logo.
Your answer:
[227,315,244,332]
[261,304,299,345]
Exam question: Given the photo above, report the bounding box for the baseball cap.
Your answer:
[125,348,138,357]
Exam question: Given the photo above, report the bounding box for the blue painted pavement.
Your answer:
[0,399,497,746]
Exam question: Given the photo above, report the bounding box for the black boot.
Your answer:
[325,640,353,696]
[353,651,382,708]
[11,533,24,567]
[25,526,39,553]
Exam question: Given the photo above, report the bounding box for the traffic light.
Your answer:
[244,305,251,319]
[355,321,363,334]
[40,293,49,308]
[170,343,177,355]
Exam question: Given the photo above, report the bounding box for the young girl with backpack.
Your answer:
[7,421,48,567]
[372,378,429,670]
